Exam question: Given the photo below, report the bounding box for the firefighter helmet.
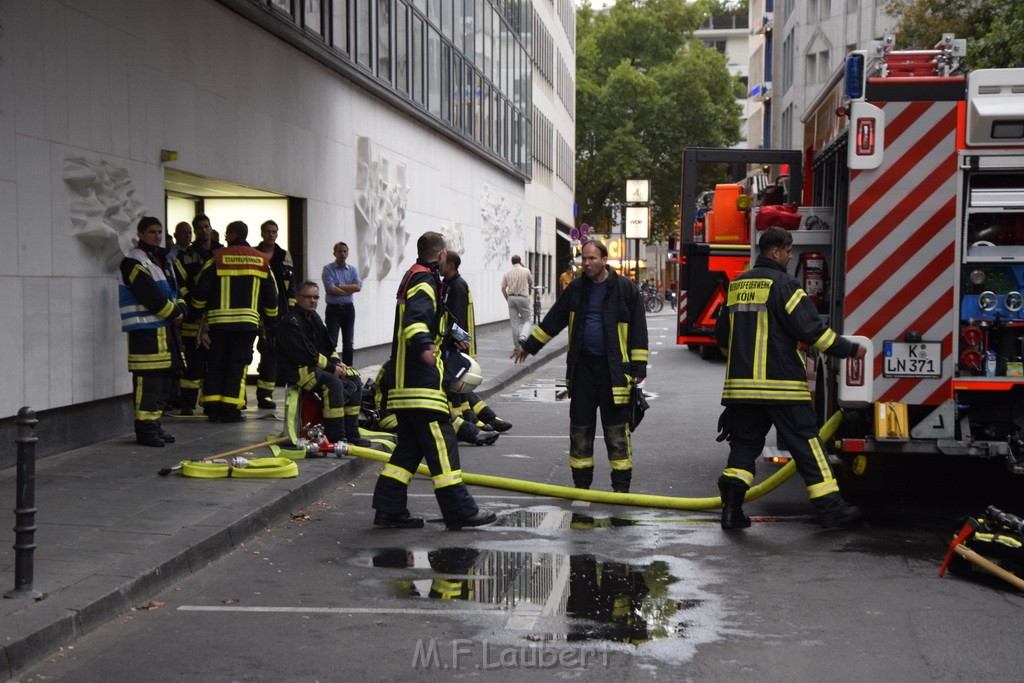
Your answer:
[445,352,483,393]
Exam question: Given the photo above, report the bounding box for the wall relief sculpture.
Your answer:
[480,183,523,269]
[64,155,148,271]
[441,222,465,257]
[354,136,409,280]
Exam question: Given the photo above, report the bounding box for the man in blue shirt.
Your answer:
[322,241,363,366]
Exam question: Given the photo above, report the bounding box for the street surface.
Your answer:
[17,312,1024,681]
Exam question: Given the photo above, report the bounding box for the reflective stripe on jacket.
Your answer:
[388,261,449,414]
[117,248,184,372]
[191,242,279,330]
[715,256,857,404]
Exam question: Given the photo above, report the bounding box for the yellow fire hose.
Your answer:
[340,411,844,511]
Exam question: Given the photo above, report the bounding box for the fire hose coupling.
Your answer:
[985,505,1024,535]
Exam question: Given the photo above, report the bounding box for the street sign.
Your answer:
[625,207,649,239]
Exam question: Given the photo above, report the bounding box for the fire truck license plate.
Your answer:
[882,341,942,378]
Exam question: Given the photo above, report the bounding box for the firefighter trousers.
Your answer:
[179,334,208,409]
[132,370,176,437]
[568,353,632,491]
[719,403,841,501]
[203,329,257,420]
[308,368,361,442]
[372,410,479,521]
[256,329,278,402]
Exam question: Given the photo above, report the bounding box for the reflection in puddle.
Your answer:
[505,381,657,405]
[504,380,568,402]
[364,542,693,645]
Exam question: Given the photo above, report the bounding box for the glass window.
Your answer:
[428,0,440,27]
[304,0,323,36]
[377,0,391,81]
[428,27,441,116]
[463,62,473,134]
[413,15,424,104]
[489,7,498,83]
[271,0,292,16]
[332,0,349,54]
[442,0,453,39]
[475,0,484,67]
[499,20,509,97]
[396,1,409,92]
[442,43,452,122]
[463,0,474,60]
[414,0,426,13]
[356,0,371,67]
[473,70,482,140]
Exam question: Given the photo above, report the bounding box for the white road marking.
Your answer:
[178,605,499,615]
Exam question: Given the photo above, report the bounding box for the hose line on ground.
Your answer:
[343,411,844,511]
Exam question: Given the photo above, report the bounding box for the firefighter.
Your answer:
[254,219,296,409]
[190,221,278,423]
[173,214,223,415]
[275,281,371,447]
[512,240,649,493]
[441,250,507,446]
[117,217,186,447]
[714,226,867,529]
[370,231,496,530]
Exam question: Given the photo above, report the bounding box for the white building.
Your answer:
[770,0,897,150]
[0,0,574,457]
[695,11,751,147]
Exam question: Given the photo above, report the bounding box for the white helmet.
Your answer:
[446,352,484,393]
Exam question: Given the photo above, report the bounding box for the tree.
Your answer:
[575,0,744,242]
[884,0,1024,70]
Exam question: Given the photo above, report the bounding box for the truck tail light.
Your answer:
[842,439,866,453]
[856,118,875,156]
[846,356,865,386]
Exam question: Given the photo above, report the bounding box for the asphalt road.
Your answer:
[17,313,1024,681]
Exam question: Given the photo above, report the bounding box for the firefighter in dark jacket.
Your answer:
[173,214,223,415]
[255,219,296,409]
[512,240,649,493]
[117,217,186,447]
[371,231,496,530]
[190,220,279,423]
[714,227,866,529]
[441,251,506,446]
[275,281,370,447]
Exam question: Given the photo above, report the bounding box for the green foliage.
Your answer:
[884,0,1024,70]
[576,0,744,241]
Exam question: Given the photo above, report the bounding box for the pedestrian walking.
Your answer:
[500,255,533,349]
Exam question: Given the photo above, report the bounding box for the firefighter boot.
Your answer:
[569,424,596,489]
[455,417,499,446]
[811,493,863,528]
[475,402,513,432]
[604,423,633,493]
[344,413,373,448]
[718,482,751,530]
[256,388,277,410]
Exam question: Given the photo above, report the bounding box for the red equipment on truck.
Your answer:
[802,34,1024,474]
[676,148,803,358]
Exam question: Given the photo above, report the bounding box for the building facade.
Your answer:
[0,0,574,457]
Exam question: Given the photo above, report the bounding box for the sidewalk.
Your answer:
[0,321,567,679]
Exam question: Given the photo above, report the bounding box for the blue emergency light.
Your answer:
[844,54,865,100]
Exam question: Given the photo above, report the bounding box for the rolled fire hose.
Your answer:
[338,411,844,511]
[181,456,299,479]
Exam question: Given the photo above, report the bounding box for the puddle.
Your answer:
[504,381,656,405]
[503,380,568,402]
[361,545,692,645]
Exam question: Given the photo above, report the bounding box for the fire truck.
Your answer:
[676,148,803,358]
[801,34,1024,474]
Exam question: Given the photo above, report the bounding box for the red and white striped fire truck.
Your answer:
[801,34,1024,474]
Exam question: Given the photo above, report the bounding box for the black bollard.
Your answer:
[5,406,42,599]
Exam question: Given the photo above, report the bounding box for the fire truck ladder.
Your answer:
[864,33,967,79]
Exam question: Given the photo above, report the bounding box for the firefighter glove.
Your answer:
[716,407,733,443]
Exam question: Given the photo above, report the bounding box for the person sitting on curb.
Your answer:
[275,280,371,448]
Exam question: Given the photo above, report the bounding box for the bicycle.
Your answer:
[531,286,547,324]
[640,284,664,313]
